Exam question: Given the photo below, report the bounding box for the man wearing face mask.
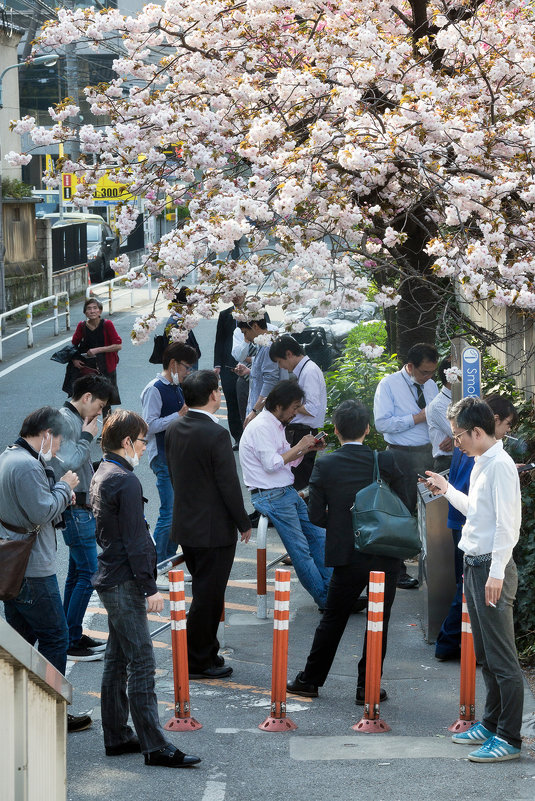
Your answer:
[141,342,197,573]
[0,407,87,730]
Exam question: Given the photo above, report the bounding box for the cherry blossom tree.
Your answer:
[8,0,535,356]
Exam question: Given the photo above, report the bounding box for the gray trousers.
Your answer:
[464,559,524,748]
[98,580,170,754]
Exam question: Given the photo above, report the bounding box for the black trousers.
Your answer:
[285,423,318,491]
[301,555,399,689]
[182,542,236,672]
[220,369,243,444]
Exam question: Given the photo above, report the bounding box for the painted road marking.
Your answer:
[0,335,72,378]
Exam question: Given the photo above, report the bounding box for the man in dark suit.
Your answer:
[165,370,251,679]
[213,299,244,449]
[287,399,409,704]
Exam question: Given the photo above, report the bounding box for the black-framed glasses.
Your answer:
[136,438,148,445]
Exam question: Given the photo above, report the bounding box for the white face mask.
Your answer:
[39,433,54,463]
[170,370,180,386]
[124,439,139,468]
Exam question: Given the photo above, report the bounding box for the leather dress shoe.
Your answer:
[287,672,318,698]
[352,596,368,614]
[145,744,201,768]
[355,686,388,705]
[67,713,92,733]
[397,573,419,589]
[213,654,225,667]
[435,650,461,662]
[189,664,233,679]
[106,738,141,756]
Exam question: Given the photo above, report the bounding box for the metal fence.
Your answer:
[0,293,70,362]
[86,272,153,315]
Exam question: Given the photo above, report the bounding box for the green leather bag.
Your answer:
[351,450,421,560]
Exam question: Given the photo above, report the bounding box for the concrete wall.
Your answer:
[0,28,24,181]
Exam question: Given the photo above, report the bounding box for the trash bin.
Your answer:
[417,479,457,643]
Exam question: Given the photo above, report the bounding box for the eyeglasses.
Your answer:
[179,362,194,372]
[453,429,471,445]
[136,438,148,445]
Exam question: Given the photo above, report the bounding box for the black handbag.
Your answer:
[351,451,421,560]
[0,529,38,601]
[50,344,79,364]
[149,334,168,364]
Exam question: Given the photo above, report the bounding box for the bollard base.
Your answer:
[448,718,476,733]
[259,716,298,732]
[352,717,391,733]
[164,716,203,732]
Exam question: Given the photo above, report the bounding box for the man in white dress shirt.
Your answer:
[426,397,523,763]
[373,342,441,588]
[426,358,454,472]
[269,335,327,490]
[239,380,332,609]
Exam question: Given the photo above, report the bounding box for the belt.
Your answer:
[388,443,432,452]
[250,485,292,495]
[464,553,492,566]
[0,518,33,534]
[286,424,318,433]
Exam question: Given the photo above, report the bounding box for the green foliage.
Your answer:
[2,178,34,198]
[324,319,398,450]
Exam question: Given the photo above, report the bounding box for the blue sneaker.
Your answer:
[468,735,521,762]
[451,722,494,744]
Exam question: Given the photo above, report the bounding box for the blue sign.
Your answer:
[461,346,481,398]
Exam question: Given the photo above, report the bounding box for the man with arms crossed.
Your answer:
[426,396,523,762]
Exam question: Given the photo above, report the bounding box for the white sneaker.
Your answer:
[156,577,169,591]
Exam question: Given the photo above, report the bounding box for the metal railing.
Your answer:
[86,271,153,315]
[0,292,70,362]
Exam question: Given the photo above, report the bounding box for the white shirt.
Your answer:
[190,408,219,424]
[239,409,302,489]
[373,367,438,446]
[291,356,327,428]
[426,387,452,457]
[445,440,521,580]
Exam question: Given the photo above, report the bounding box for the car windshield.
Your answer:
[86,223,102,243]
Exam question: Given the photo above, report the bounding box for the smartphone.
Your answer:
[314,431,327,443]
[417,473,430,482]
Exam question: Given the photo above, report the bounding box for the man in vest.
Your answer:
[141,342,198,576]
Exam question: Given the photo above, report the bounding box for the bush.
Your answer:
[2,178,33,198]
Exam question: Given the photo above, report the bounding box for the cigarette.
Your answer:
[489,602,496,608]
[504,434,518,440]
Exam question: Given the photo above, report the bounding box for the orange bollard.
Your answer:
[259,569,297,732]
[448,584,476,733]
[164,569,202,732]
[353,571,391,733]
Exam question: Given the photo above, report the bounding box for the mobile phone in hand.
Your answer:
[314,431,327,443]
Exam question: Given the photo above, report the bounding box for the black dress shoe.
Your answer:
[106,738,141,756]
[397,573,419,589]
[213,654,225,667]
[435,650,461,662]
[145,744,201,768]
[287,672,319,698]
[67,713,92,733]
[351,596,368,614]
[189,665,233,679]
[355,686,388,705]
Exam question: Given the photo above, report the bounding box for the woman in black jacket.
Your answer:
[90,410,200,769]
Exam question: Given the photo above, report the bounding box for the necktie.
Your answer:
[415,383,426,409]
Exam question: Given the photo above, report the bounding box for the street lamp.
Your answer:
[0,53,60,321]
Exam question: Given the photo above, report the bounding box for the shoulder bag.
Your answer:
[351,451,421,560]
[0,526,39,601]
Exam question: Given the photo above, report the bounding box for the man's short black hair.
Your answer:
[485,393,518,427]
[438,357,451,386]
[20,406,64,438]
[269,335,304,361]
[406,343,439,367]
[332,399,370,440]
[447,396,495,436]
[182,370,219,407]
[264,380,305,412]
[237,318,268,331]
[71,374,113,402]
[101,410,147,452]
[162,342,197,369]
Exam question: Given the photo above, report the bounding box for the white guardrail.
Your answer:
[0,293,70,362]
[86,271,153,314]
[0,617,72,801]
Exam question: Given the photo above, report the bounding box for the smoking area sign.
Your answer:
[461,346,481,398]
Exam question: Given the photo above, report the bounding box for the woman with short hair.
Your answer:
[90,410,200,768]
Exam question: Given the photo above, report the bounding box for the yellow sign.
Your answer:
[61,172,134,204]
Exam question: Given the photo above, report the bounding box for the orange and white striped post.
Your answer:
[353,571,390,733]
[448,585,476,733]
[259,569,297,732]
[164,569,202,732]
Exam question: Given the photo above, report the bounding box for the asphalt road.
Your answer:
[1,287,535,801]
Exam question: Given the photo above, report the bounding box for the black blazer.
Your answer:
[213,307,238,369]
[165,410,250,548]
[308,444,409,567]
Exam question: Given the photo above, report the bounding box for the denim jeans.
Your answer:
[62,507,98,647]
[464,559,524,749]
[252,486,332,608]
[150,455,177,565]
[98,580,171,754]
[4,574,69,674]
